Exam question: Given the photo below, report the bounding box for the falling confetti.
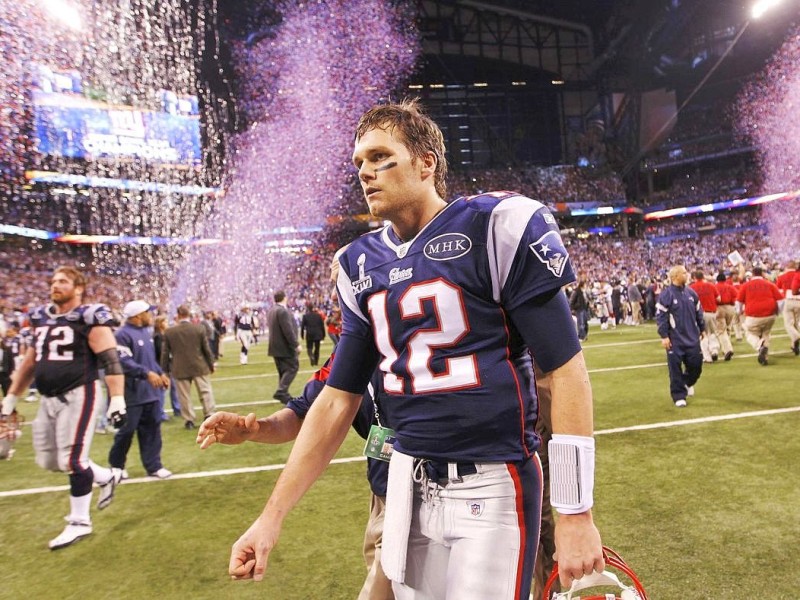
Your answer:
[736,24,800,263]
[0,0,419,310]
[175,0,419,309]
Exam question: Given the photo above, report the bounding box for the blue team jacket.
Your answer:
[116,323,163,406]
[656,284,705,348]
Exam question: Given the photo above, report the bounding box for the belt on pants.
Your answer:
[419,459,478,482]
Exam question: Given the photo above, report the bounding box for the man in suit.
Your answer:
[160,305,216,429]
[267,291,300,404]
[300,301,326,366]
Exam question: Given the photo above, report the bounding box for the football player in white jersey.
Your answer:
[1,267,126,549]
[234,305,256,364]
[225,100,603,598]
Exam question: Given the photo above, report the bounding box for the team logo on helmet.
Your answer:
[528,231,569,278]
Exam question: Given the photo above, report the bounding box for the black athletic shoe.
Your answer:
[757,346,768,366]
[793,339,799,356]
[724,351,733,361]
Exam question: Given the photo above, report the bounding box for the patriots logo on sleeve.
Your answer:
[528,230,569,278]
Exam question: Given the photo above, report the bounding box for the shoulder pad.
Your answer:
[27,306,48,325]
[81,304,120,327]
[463,190,534,208]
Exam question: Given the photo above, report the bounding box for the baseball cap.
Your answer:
[123,300,155,319]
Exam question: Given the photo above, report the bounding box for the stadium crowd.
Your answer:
[1,203,791,327]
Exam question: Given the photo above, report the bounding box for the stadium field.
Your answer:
[1,320,798,599]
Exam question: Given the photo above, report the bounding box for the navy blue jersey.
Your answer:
[5,334,24,358]
[28,303,118,397]
[235,313,254,331]
[331,192,575,463]
[656,284,705,348]
[287,355,388,496]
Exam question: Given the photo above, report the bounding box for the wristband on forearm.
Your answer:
[2,393,19,416]
[548,433,595,514]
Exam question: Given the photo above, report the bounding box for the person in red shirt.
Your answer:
[690,271,721,362]
[714,272,737,361]
[775,260,799,356]
[736,266,784,365]
[729,271,745,341]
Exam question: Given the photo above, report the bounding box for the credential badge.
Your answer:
[528,230,569,278]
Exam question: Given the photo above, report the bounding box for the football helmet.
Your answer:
[0,412,23,460]
[542,546,648,600]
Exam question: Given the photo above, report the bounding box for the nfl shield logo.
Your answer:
[467,500,484,517]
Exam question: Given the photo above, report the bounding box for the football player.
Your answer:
[1,267,126,549]
[234,304,255,364]
[225,100,603,598]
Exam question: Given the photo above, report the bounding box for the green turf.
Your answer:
[1,323,799,599]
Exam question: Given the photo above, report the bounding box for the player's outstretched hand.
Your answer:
[196,411,258,448]
[229,514,282,581]
[554,512,605,588]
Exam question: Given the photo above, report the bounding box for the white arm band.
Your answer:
[548,433,595,514]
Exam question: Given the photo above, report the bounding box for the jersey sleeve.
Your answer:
[486,196,575,310]
[506,290,581,372]
[327,251,381,393]
[83,303,119,328]
[285,376,326,419]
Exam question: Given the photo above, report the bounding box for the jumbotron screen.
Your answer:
[30,64,201,167]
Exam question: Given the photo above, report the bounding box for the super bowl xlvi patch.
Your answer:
[351,252,373,294]
[467,500,485,517]
[528,230,569,277]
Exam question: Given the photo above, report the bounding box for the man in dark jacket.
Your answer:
[656,266,705,407]
[110,300,172,478]
[0,323,20,395]
[161,305,216,429]
[568,281,590,341]
[267,291,300,403]
[300,302,326,366]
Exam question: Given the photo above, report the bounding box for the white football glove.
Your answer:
[1,394,18,417]
[107,395,127,428]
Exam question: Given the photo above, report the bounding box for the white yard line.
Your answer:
[5,333,795,498]
[3,406,798,498]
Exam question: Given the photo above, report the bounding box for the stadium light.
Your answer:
[40,0,84,31]
[751,0,783,19]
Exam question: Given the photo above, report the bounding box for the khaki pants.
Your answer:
[715,305,735,355]
[743,315,776,352]
[175,375,215,423]
[783,298,800,344]
[629,301,642,325]
[532,367,557,600]
[700,312,720,361]
[359,494,394,600]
